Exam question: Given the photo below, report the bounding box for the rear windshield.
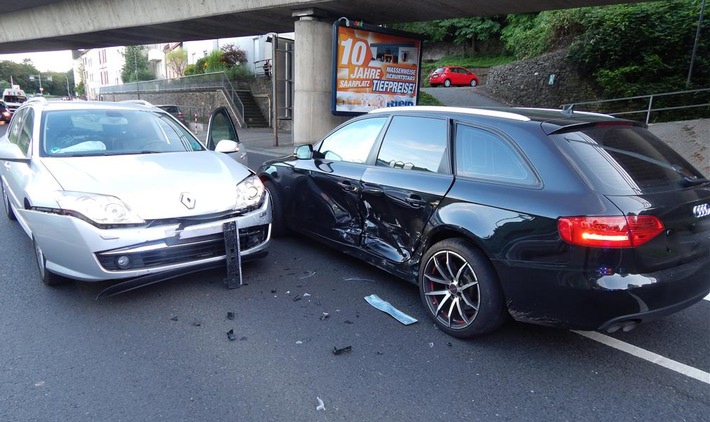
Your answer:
[552,124,705,195]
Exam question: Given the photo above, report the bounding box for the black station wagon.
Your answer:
[257,106,710,338]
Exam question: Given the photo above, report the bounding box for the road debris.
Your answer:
[332,345,352,355]
[299,270,316,279]
[227,312,235,320]
[170,316,178,322]
[320,312,330,321]
[316,397,325,411]
[227,329,236,341]
[343,276,375,283]
[364,294,418,325]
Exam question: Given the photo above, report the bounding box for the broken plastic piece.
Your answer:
[364,294,418,325]
[316,397,325,411]
[299,270,316,279]
[320,312,330,321]
[332,345,352,355]
[227,312,235,320]
[227,329,236,341]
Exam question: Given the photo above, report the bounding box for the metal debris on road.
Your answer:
[364,294,418,325]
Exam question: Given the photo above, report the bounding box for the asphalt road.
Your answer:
[0,125,708,421]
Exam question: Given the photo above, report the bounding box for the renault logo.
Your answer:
[180,192,196,209]
[693,203,710,218]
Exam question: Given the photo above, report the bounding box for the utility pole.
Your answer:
[687,0,706,86]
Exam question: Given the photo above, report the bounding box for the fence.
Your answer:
[561,88,710,124]
[100,72,245,123]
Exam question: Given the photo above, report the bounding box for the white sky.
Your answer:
[0,50,75,73]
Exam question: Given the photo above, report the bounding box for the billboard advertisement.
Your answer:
[332,19,423,115]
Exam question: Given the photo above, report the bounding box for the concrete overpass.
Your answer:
[1,0,652,143]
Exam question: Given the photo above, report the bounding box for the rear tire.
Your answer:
[443,79,451,87]
[419,239,507,338]
[264,180,287,237]
[2,180,16,221]
[33,237,67,287]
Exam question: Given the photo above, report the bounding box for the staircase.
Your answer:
[236,90,269,128]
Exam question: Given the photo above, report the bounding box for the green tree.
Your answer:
[567,0,708,95]
[121,45,154,82]
[166,46,187,77]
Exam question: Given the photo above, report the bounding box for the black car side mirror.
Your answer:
[295,144,313,159]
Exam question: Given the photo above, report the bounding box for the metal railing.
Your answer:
[100,72,245,122]
[561,88,710,124]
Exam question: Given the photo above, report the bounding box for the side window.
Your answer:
[7,108,26,148]
[318,117,387,163]
[376,116,448,173]
[207,107,238,150]
[455,124,537,185]
[9,108,34,156]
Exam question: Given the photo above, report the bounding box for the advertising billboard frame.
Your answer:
[331,18,425,116]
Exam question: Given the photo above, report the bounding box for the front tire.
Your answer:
[264,180,287,237]
[470,79,478,87]
[2,180,16,221]
[419,239,507,338]
[33,237,67,286]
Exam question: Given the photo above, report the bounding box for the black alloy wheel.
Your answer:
[419,239,507,338]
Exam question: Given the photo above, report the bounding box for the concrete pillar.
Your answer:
[294,16,349,145]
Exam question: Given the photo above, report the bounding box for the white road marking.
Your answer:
[704,293,710,301]
[573,330,710,385]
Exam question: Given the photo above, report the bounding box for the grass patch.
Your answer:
[418,91,444,106]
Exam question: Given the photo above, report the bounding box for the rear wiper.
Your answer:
[680,176,709,187]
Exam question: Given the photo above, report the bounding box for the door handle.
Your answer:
[405,195,427,208]
[360,183,383,195]
[337,180,359,192]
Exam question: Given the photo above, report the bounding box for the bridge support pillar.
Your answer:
[293,14,348,144]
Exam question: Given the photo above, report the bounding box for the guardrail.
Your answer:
[100,72,245,123]
[561,88,710,124]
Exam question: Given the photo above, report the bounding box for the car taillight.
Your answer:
[177,112,184,118]
[558,215,664,248]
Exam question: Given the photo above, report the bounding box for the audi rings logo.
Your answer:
[180,192,196,209]
[693,203,710,218]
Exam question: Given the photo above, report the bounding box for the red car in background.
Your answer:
[429,66,480,87]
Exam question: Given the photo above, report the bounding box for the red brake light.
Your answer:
[558,215,664,248]
[177,112,184,118]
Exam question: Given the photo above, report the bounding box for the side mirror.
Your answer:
[215,139,240,153]
[0,142,30,163]
[295,144,313,160]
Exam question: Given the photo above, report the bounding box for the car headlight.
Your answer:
[234,175,265,213]
[54,191,145,226]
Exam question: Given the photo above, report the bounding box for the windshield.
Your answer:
[553,124,706,195]
[40,109,204,157]
[3,95,26,103]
